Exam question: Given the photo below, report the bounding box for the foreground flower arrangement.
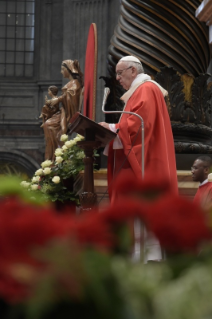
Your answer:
[1,175,212,319]
[21,134,98,205]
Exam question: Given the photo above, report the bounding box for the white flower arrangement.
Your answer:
[32,176,40,183]
[31,184,39,190]
[76,151,85,159]
[54,148,63,157]
[55,156,63,164]
[41,160,52,168]
[20,134,99,205]
[60,134,69,142]
[52,176,60,184]
[20,181,30,188]
[74,135,84,142]
[35,168,43,176]
[62,145,68,151]
[43,167,51,175]
[65,140,74,148]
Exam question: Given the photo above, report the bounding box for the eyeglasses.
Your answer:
[115,66,132,77]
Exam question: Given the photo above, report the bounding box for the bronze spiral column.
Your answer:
[108,0,209,77]
[105,0,212,154]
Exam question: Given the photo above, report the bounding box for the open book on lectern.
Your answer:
[68,112,117,148]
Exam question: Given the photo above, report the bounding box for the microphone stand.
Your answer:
[101,87,145,262]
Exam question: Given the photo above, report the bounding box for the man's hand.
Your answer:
[98,122,110,130]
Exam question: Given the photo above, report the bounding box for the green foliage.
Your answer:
[0,175,44,205]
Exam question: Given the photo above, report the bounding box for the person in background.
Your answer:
[191,156,212,209]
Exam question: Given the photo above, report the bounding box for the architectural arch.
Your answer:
[0,149,40,178]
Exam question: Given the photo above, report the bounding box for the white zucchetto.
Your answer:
[119,56,141,64]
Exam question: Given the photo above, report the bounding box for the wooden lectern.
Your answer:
[68,112,116,210]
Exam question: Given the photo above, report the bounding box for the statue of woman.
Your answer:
[42,59,84,161]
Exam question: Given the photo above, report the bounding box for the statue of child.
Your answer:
[40,86,60,127]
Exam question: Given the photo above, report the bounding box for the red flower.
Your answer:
[113,172,171,202]
[0,198,74,261]
[0,273,30,303]
[0,197,122,303]
[99,200,149,224]
[145,195,212,252]
[69,211,115,251]
[0,197,78,302]
[1,187,211,304]
[89,200,151,253]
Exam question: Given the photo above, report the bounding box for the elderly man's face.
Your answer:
[116,61,136,90]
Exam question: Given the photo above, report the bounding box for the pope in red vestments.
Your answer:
[99,56,178,201]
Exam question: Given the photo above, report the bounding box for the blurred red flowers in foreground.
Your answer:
[112,171,172,202]
[0,174,211,304]
[106,173,212,252]
[145,195,212,252]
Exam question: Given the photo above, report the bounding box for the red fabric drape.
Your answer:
[83,23,97,120]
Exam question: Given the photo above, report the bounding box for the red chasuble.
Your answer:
[108,81,178,198]
[193,182,212,209]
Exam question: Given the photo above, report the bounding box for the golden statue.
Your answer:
[42,60,84,161]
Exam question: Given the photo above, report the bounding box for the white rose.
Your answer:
[60,134,68,142]
[77,134,84,140]
[55,148,63,156]
[32,176,40,183]
[77,151,85,159]
[65,140,74,148]
[31,184,39,190]
[41,160,52,168]
[62,145,68,151]
[35,168,43,176]
[43,167,51,175]
[52,176,60,184]
[208,173,212,182]
[20,181,30,188]
[55,156,63,164]
[74,134,84,142]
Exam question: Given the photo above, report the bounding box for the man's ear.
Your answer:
[205,166,209,175]
[131,66,137,76]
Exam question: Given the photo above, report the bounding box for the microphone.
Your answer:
[101,87,110,111]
